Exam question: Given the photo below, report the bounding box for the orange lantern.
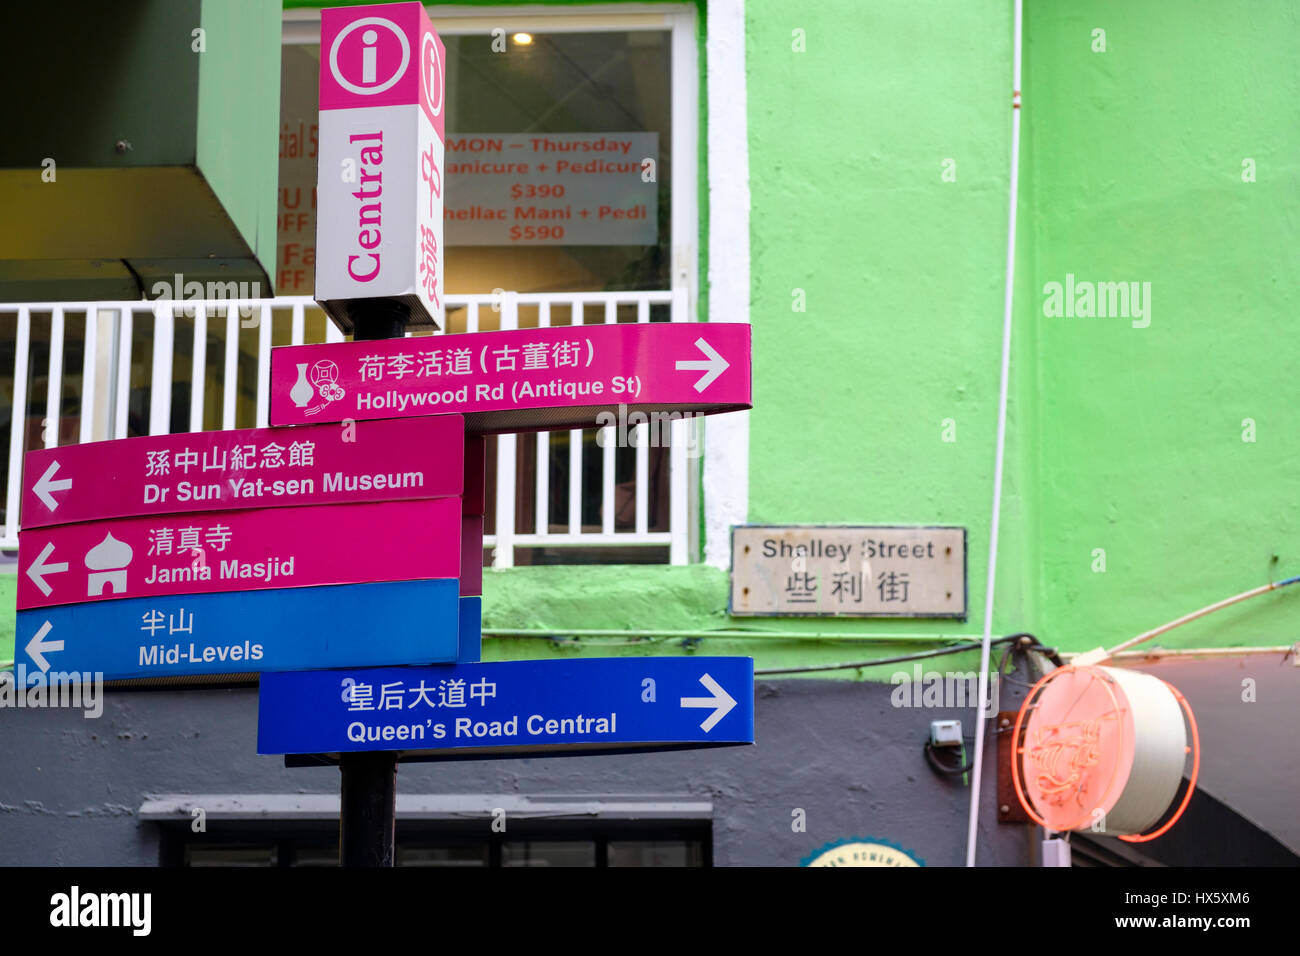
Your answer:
[1010,664,1199,842]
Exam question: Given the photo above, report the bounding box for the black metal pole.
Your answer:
[349,301,411,342]
[339,750,398,866]
[338,301,409,867]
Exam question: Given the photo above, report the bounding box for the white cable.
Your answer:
[965,0,1023,868]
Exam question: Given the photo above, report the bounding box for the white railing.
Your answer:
[1,292,692,565]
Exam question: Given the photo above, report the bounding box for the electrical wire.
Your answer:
[967,0,1025,869]
[995,634,1063,688]
[483,627,995,643]
[1102,574,1300,660]
[925,739,976,777]
[0,632,1063,683]
[752,635,1036,676]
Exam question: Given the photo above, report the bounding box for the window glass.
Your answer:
[291,846,341,867]
[185,845,278,867]
[502,839,596,867]
[609,839,703,867]
[398,844,489,867]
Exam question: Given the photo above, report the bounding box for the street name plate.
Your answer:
[730,525,966,618]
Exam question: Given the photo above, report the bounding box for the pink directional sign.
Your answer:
[270,322,752,434]
[20,416,464,530]
[17,498,461,610]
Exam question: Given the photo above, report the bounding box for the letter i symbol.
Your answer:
[362,29,378,84]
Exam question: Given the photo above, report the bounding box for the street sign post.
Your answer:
[17,497,463,610]
[14,579,461,682]
[315,2,452,852]
[316,1,446,331]
[269,321,752,432]
[258,657,754,759]
[20,416,464,529]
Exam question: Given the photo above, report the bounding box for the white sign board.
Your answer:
[315,2,445,330]
[445,133,658,246]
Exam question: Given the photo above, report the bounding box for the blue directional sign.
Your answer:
[258,656,754,759]
[14,579,462,682]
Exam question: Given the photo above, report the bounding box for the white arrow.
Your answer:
[26,542,69,597]
[675,338,730,392]
[33,460,73,511]
[680,673,737,733]
[26,620,63,673]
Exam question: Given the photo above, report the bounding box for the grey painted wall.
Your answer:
[0,676,1032,867]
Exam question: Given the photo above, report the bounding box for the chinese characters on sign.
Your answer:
[729,526,967,618]
[343,675,497,711]
[355,338,590,381]
[145,440,313,476]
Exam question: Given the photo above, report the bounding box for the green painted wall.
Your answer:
[479,564,989,679]
[0,577,13,667]
[1023,0,1300,652]
[741,0,1300,661]
[745,0,1025,654]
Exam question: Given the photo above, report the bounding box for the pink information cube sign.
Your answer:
[316,2,446,331]
[17,498,462,611]
[20,416,463,530]
[270,322,752,434]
